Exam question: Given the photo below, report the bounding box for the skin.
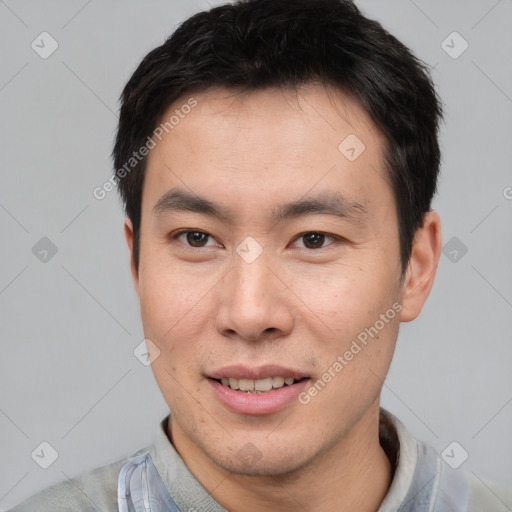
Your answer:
[124,84,442,511]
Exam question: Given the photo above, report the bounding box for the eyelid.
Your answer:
[170,229,222,248]
[167,229,344,250]
[290,231,342,249]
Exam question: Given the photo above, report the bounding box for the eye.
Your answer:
[173,230,219,248]
[292,232,338,249]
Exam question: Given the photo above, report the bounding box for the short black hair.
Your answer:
[113,0,443,274]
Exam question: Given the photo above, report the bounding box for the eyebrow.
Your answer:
[152,187,367,224]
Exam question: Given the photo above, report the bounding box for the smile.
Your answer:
[214,376,308,393]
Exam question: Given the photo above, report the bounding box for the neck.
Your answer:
[169,404,393,512]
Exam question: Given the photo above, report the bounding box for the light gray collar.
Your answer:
[118,409,469,512]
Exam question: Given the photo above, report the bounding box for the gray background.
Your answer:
[1,0,511,509]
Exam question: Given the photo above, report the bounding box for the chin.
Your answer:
[208,439,311,478]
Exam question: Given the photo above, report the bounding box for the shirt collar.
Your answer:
[377,407,420,511]
[119,407,468,511]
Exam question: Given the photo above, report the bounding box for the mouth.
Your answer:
[211,376,309,393]
[206,366,311,415]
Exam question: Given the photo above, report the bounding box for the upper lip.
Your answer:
[208,364,309,380]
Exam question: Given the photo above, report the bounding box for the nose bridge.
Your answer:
[216,248,293,340]
[230,249,272,310]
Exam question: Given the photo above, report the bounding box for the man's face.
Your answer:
[128,85,406,476]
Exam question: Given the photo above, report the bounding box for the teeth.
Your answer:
[272,376,285,388]
[255,377,273,391]
[239,379,254,391]
[219,376,302,392]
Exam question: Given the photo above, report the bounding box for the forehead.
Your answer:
[142,84,391,219]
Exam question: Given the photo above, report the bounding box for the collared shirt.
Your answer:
[8,408,512,511]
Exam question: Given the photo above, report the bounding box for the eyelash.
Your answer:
[169,230,342,250]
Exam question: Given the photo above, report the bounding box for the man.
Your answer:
[9,0,511,510]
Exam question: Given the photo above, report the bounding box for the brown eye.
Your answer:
[173,230,215,247]
[185,231,209,247]
[291,231,340,250]
[302,232,326,249]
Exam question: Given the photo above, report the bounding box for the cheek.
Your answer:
[289,263,401,382]
[290,262,395,327]
[138,266,217,371]
[139,248,212,322]
[303,312,399,425]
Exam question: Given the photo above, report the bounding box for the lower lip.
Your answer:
[208,378,310,415]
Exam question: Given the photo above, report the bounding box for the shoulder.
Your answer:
[7,450,147,512]
[466,472,512,512]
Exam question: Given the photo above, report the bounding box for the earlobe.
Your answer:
[400,211,442,322]
[123,217,140,298]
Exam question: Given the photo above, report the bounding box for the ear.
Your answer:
[400,210,442,322]
[124,217,140,298]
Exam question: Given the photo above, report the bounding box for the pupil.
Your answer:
[304,232,324,248]
[187,231,207,246]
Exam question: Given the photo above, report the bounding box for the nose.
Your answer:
[215,250,294,342]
